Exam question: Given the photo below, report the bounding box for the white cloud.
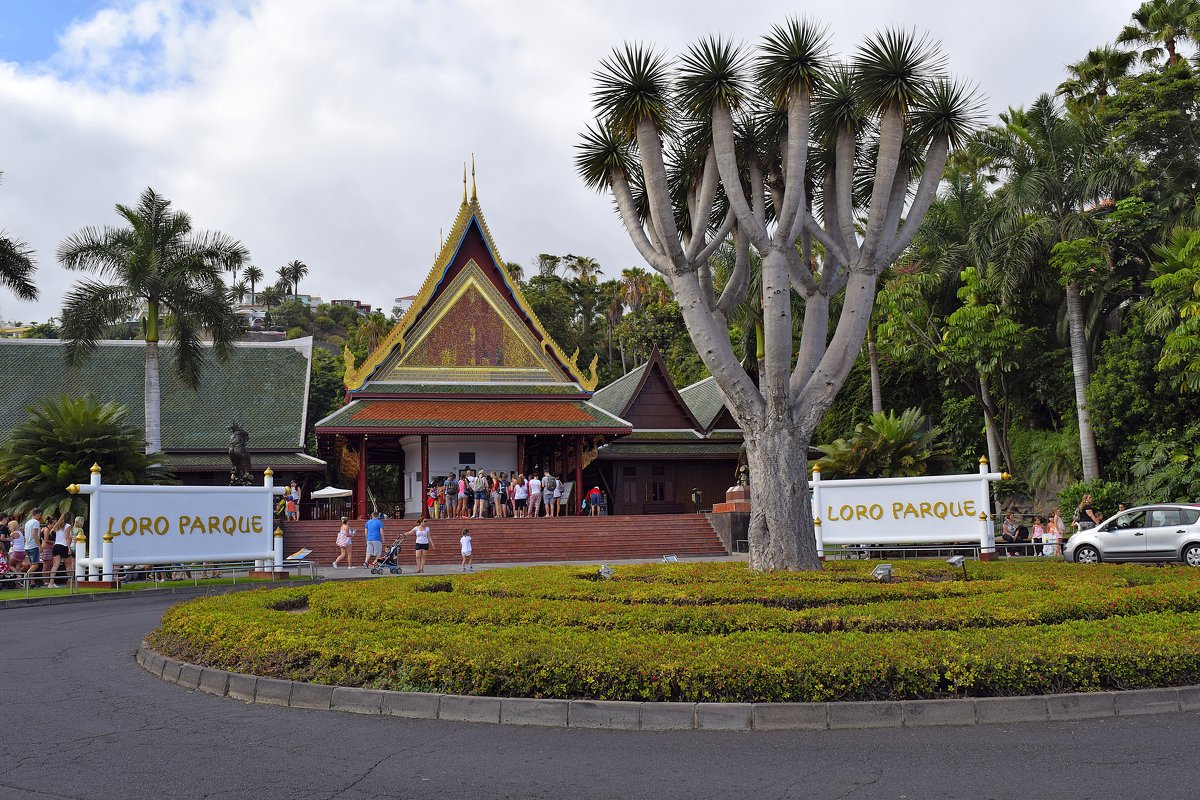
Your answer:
[0,0,1142,323]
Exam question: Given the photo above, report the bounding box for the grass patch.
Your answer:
[147,561,1200,702]
[0,576,285,600]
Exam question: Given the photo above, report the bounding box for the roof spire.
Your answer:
[470,154,477,201]
[461,163,467,206]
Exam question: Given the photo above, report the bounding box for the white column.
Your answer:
[978,456,996,558]
[810,465,824,558]
[101,534,114,582]
[74,533,87,581]
[274,528,284,572]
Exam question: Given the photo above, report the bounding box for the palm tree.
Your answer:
[504,261,524,282]
[275,266,293,295]
[564,255,603,284]
[620,267,652,312]
[243,265,263,302]
[974,95,1132,480]
[284,259,309,298]
[58,187,246,453]
[1116,0,1199,67]
[354,313,390,353]
[259,285,284,325]
[0,173,37,302]
[233,280,249,304]
[1057,45,1137,109]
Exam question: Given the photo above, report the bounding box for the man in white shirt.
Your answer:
[22,509,43,580]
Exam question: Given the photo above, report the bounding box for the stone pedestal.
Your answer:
[248,571,292,580]
[712,485,751,514]
[709,486,751,553]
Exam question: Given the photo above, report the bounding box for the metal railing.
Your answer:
[0,559,319,599]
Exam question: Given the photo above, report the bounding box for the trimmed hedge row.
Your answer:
[147,561,1200,702]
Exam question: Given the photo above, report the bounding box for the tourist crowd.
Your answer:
[0,509,82,588]
[995,493,1114,557]
[423,468,603,520]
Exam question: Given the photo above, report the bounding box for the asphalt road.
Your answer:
[4,594,1200,800]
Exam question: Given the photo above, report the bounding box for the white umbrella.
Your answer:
[310,486,353,499]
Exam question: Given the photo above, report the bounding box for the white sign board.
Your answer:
[71,468,285,579]
[94,485,275,562]
[810,465,1001,554]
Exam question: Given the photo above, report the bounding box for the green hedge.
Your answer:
[147,561,1200,702]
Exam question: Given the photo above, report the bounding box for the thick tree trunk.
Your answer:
[979,374,1001,469]
[1065,282,1100,480]
[867,329,882,414]
[743,422,821,571]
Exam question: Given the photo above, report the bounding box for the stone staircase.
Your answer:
[281,514,729,567]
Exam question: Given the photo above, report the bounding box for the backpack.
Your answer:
[473,475,487,492]
[544,475,557,492]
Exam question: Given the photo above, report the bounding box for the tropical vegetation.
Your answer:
[151,560,1200,702]
[0,394,171,518]
[57,188,247,454]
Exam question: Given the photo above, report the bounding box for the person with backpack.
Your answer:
[471,470,489,519]
[456,472,469,519]
[542,471,557,518]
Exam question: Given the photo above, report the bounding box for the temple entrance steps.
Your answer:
[280,514,729,567]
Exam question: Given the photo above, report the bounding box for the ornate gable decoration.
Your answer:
[380,259,565,383]
[343,191,598,391]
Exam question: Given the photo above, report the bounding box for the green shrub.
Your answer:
[148,561,1200,702]
[1058,479,1129,521]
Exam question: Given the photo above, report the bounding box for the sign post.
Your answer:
[69,464,285,584]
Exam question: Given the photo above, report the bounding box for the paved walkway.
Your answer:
[4,594,1200,798]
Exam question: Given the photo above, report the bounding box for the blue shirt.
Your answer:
[365,518,384,542]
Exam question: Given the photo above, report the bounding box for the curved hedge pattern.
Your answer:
[148,561,1200,702]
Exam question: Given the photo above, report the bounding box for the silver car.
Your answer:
[1065,504,1200,565]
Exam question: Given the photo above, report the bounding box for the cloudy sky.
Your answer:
[0,0,1144,322]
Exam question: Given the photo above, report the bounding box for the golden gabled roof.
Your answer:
[343,189,598,391]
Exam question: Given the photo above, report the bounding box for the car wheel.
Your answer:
[1074,545,1101,565]
[1183,543,1200,567]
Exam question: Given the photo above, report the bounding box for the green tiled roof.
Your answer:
[357,382,586,396]
[680,376,726,431]
[598,440,743,458]
[617,430,703,441]
[162,452,325,471]
[589,363,647,417]
[0,338,312,449]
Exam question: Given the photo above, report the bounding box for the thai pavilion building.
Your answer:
[587,349,743,514]
[314,184,633,518]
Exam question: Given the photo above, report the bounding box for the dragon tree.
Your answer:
[577,20,980,570]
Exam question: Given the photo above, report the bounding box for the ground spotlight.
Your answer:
[598,565,615,580]
[661,555,678,563]
[946,554,969,581]
[871,563,893,582]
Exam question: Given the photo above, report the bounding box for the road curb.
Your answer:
[0,578,321,611]
[136,642,1200,731]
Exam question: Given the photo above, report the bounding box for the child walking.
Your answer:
[460,527,473,572]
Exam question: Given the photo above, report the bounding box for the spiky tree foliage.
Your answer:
[577,20,980,570]
[1145,227,1200,391]
[1116,0,1200,67]
[1058,45,1138,109]
[243,265,263,299]
[974,95,1132,482]
[58,188,247,454]
[0,395,172,518]
[275,266,293,295]
[284,259,309,297]
[0,172,37,303]
[813,407,951,479]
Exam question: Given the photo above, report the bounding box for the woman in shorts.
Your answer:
[512,474,528,518]
[409,517,433,573]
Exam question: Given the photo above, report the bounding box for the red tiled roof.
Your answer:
[316,398,631,434]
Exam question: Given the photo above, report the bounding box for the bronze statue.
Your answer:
[228,423,253,486]
[735,446,750,487]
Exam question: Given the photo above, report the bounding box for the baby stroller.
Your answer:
[369,538,404,575]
